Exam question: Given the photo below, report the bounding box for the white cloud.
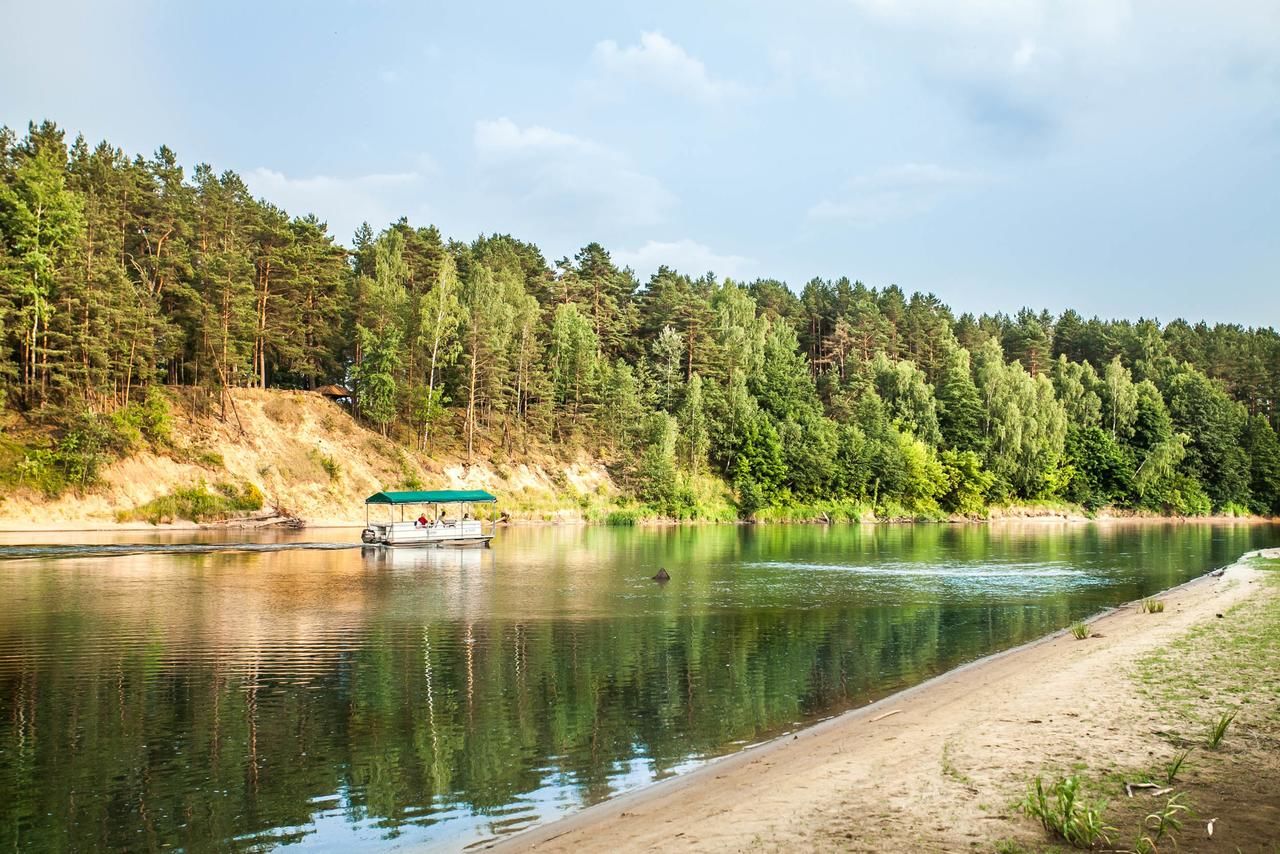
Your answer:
[1011,38,1038,71]
[591,31,746,102]
[843,0,1280,130]
[808,162,987,225]
[615,239,756,280]
[244,167,428,242]
[473,118,674,229]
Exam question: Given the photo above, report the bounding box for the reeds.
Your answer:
[1020,775,1115,848]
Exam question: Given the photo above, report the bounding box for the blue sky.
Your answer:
[3,0,1278,324]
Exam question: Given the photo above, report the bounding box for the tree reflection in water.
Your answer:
[1,522,1276,850]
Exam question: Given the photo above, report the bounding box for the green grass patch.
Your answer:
[116,481,264,524]
[1205,710,1236,748]
[1134,568,1280,724]
[603,508,644,526]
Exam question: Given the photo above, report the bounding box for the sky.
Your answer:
[2,0,1278,324]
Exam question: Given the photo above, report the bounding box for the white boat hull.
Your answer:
[362,520,492,548]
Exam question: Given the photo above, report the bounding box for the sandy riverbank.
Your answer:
[490,549,1280,853]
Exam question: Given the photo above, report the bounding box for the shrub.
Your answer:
[310,449,341,481]
[1070,621,1090,640]
[50,412,117,490]
[604,508,643,526]
[117,481,264,524]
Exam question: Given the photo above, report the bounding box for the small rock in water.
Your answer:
[652,568,670,582]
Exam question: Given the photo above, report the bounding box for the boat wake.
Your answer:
[0,542,364,561]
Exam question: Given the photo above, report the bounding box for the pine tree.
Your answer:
[0,122,84,407]
[935,343,984,452]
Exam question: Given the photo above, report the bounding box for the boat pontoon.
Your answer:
[360,489,498,548]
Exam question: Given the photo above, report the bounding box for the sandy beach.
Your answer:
[490,549,1280,853]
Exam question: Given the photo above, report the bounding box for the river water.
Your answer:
[2,521,1277,851]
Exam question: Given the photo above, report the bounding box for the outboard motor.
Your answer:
[361,527,378,544]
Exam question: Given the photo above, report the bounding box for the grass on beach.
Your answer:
[1012,559,1280,851]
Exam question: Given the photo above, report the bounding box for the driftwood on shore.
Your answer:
[208,509,306,529]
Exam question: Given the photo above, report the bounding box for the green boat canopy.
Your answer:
[365,489,497,505]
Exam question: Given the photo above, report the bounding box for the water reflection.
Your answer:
[1,522,1276,851]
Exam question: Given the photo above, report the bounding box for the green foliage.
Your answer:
[1062,426,1134,510]
[549,301,600,431]
[871,352,941,445]
[632,413,693,517]
[2,118,1279,522]
[1139,598,1165,614]
[8,404,165,497]
[936,343,985,452]
[603,508,642,526]
[973,338,1068,498]
[1020,775,1115,848]
[116,481,264,524]
[1069,621,1089,640]
[1205,710,1235,748]
[109,386,173,448]
[1165,367,1250,510]
[1241,414,1280,515]
[938,449,994,515]
[311,450,341,481]
[1163,749,1189,783]
[1135,793,1188,854]
[352,326,403,433]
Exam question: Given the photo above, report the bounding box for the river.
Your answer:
[2,521,1277,851]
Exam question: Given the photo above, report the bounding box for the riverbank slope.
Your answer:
[493,549,1280,853]
[0,388,619,530]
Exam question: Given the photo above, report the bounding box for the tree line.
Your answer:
[2,120,1278,516]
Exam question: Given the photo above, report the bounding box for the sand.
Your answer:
[489,549,1280,853]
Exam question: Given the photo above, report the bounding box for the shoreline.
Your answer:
[485,548,1280,853]
[0,511,1275,535]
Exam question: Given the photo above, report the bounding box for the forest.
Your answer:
[2,120,1279,519]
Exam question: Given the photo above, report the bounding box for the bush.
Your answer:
[8,390,176,498]
[116,481,265,524]
[107,386,173,450]
[938,449,995,516]
[47,412,117,490]
[310,449,341,481]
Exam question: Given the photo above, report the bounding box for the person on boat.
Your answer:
[415,513,429,527]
